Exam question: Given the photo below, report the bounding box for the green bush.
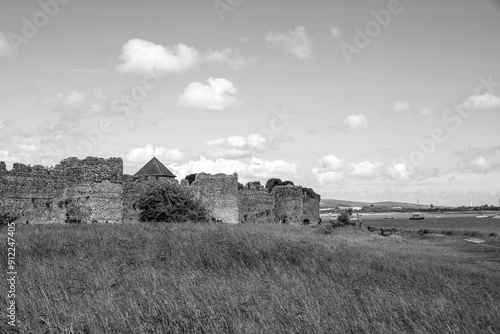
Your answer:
[336,209,350,225]
[133,180,208,223]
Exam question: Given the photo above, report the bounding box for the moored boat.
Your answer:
[410,199,425,220]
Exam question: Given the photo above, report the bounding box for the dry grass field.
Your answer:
[1,221,500,333]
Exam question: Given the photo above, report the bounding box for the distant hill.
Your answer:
[320,199,431,209]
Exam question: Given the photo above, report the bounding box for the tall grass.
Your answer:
[1,223,499,333]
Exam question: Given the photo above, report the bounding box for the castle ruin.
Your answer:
[0,156,320,225]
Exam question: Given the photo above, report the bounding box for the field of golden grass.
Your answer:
[1,222,499,333]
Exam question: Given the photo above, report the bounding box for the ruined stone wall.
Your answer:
[238,186,275,224]
[0,163,67,223]
[273,185,304,225]
[0,157,124,224]
[187,173,239,224]
[302,188,321,224]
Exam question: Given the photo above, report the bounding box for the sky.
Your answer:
[0,0,499,207]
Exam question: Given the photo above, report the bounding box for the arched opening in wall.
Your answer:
[243,214,247,222]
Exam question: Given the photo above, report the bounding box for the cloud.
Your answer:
[116,39,254,75]
[393,100,410,112]
[116,39,200,74]
[266,25,313,59]
[204,48,255,70]
[41,91,87,110]
[0,32,13,57]
[343,114,368,130]
[125,144,185,163]
[206,133,268,159]
[170,156,296,182]
[39,90,110,119]
[312,155,412,185]
[329,25,342,39]
[454,146,500,174]
[68,69,108,74]
[418,106,435,115]
[178,77,239,111]
[463,92,500,110]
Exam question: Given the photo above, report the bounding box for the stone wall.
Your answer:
[238,186,274,224]
[302,188,321,224]
[273,185,304,225]
[187,173,239,224]
[0,157,123,224]
[1,158,321,225]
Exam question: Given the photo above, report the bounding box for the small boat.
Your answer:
[384,207,393,219]
[476,202,488,218]
[493,215,500,219]
[410,199,425,220]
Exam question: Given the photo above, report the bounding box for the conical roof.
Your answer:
[134,157,176,178]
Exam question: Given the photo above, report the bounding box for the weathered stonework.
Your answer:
[302,188,321,223]
[273,185,304,225]
[0,157,123,224]
[1,156,320,225]
[238,186,275,224]
[185,173,239,224]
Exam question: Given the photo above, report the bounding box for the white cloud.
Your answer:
[0,32,13,57]
[125,144,185,163]
[463,92,500,110]
[454,146,500,174]
[266,25,313,59]
[343,114,368,130]
[388,163,410,180]
[349,161,385,179]
[68,69,108,74]
[319,154,345,172]
[178,77,239,111]
[170,156,296,182]
[204,48,254,70]
[329,25,342,39]
[41,91,87,110]
[418,106,435,115]
[312,155,413,185]
[206,133,268,159]
[393,100,410,112]
[116,39,200,74]
[116,39,254,75]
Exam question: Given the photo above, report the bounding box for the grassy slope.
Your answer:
[1,223,499,334]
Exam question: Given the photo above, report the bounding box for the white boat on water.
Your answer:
[493,215,500,219]
[476,201,489,218]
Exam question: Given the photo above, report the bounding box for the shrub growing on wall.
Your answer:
[133,180,208,223]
